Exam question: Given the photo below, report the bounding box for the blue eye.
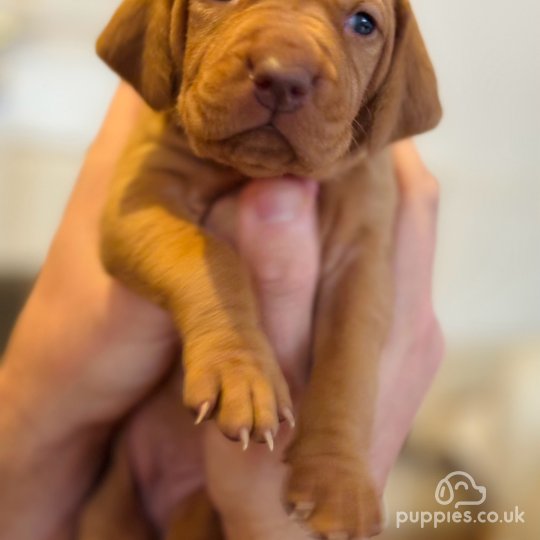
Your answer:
[349,12,377,36]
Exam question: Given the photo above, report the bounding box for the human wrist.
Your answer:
[0,366,111,539]
[1,262,173,431]
[0,280,120,460]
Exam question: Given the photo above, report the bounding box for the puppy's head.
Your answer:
[98,0,441,177]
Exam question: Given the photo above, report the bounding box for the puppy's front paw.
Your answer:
[183,349,292,449]
[285,453,382,539]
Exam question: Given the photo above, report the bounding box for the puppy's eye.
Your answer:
[348,12,377,36]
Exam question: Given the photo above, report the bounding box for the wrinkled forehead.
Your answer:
[318,0,393,16]
[225,0,391,10]
[188,0,395,21]
[183,0,398,52]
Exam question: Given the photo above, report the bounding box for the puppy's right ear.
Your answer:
[97,0,183,111]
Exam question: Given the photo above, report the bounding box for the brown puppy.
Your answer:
[87,1,441,538]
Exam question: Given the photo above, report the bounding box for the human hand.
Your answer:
[0,84,319,539]
[0,78,442,540]
[370,141,445,489]
[0,84,176,539]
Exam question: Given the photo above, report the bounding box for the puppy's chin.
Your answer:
[188,126,316,178]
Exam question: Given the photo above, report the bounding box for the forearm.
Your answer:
[0,84,173,538]
[0,366,110,539]
[0,283,117,539]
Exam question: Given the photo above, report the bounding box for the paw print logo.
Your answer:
[435,471,487,508]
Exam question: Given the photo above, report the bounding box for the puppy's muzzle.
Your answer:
[251,58,314,113]
[246,32,319,114]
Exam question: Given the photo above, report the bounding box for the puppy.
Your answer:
[85,1,441,538]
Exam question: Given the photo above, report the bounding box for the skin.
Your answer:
[0,84,443,540]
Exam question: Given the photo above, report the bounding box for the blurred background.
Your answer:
[0,0,538,538]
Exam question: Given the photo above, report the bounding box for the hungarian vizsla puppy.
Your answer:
[86,1,441,538]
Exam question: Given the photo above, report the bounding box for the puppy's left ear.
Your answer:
[358,0,442,151]
[97,0,186,111]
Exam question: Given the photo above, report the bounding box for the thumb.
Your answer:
[236,179,320,388]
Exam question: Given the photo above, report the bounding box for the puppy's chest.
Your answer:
[317,152,397,274]
[150,118,396,250]
[149,121,247,219]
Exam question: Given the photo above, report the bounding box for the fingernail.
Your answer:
[253,182,311,224]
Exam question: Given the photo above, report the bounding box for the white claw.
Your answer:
[291,501,315,521]
[264,431,275,452]
[240,428,250,451]
[194,402,210,425]
[282,407,296,429]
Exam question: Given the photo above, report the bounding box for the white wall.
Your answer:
[413,0,540,343]
[0,0,538,345]
[0,0,116,272]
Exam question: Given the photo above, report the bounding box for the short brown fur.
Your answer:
[82,1,441,538]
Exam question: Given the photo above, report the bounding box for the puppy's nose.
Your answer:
[251,57,313,113]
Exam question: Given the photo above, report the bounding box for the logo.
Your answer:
[435,471,487,508]
[395,470,526,529]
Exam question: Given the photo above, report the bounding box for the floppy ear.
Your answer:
[357,0,442,151]
[97,0,184,111]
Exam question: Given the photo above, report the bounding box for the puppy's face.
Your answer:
[179,0,390,176]
[98,0,441,177]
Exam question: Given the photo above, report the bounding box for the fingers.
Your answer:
[390,140,441,328]
[371,142,445,491]
[237,179,320,388]
[392,139,427,175]
[388,140,443,358]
